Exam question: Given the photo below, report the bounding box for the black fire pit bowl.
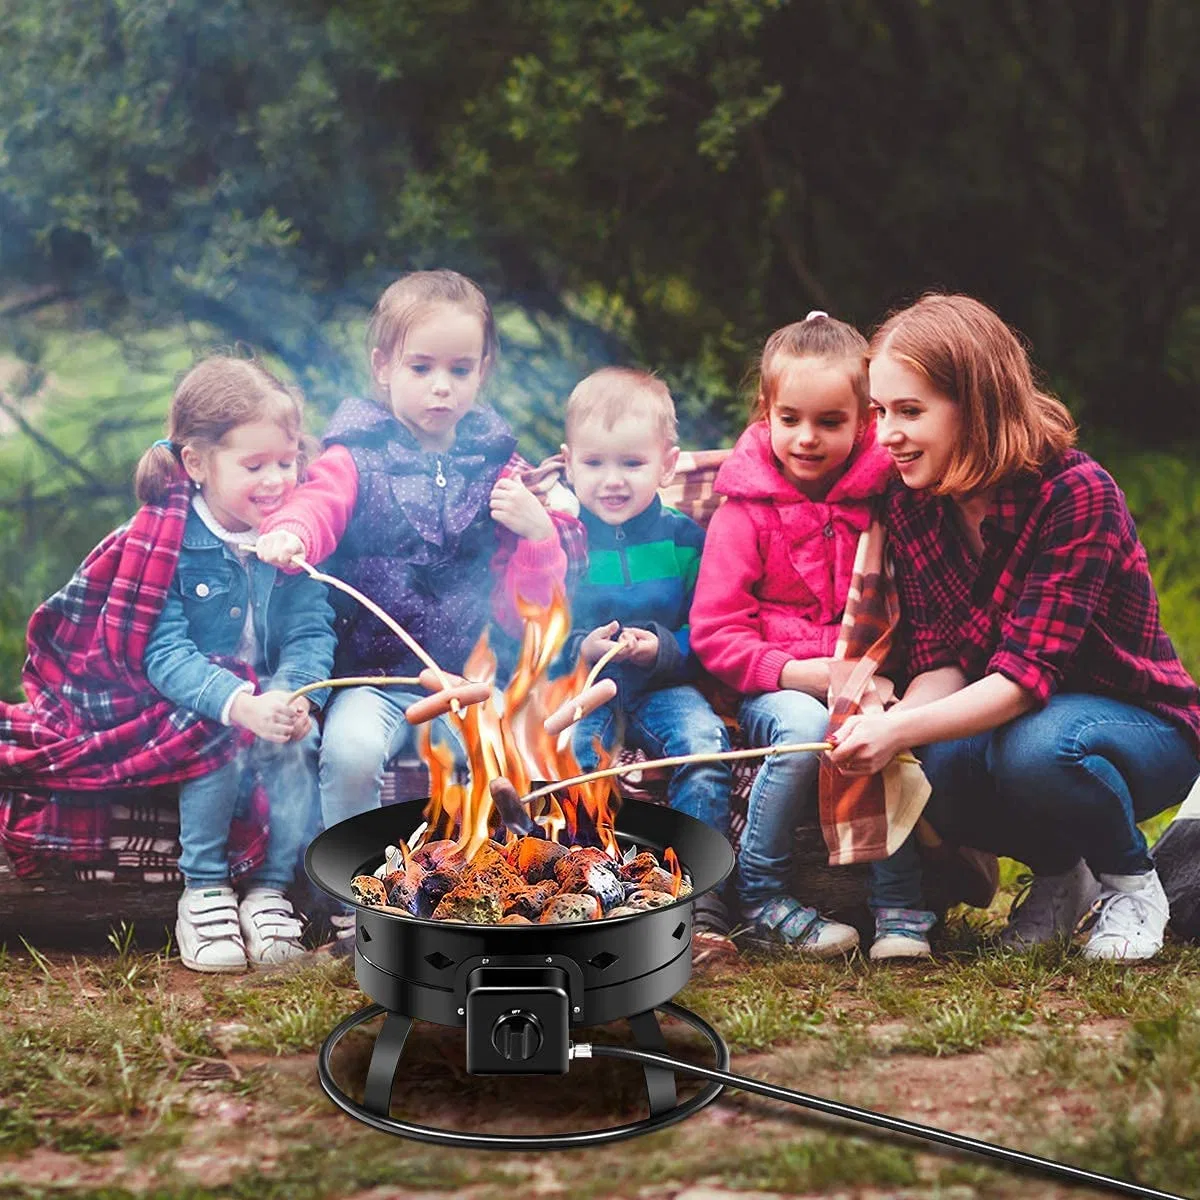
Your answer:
[305,796,736,1149]
[306,795,734,1029]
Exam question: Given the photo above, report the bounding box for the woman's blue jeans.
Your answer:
[319,685,466,829]
[870,692,1200,908]
[178,724,319,891]
[735,689,830,907]
[572,684,732,838]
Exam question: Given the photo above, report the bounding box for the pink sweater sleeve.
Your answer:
[491,532,568,636]
[690,501,791,694]
[258,444,359,569]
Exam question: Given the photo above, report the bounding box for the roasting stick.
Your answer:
[286,676,422,704]
[520,741,921,806]
[284,553,482,718]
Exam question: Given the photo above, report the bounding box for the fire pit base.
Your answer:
[317,1000,728,1150]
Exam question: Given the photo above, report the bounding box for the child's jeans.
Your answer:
[571,684,732,838]
[868,835,924,908]
[735,689,829,908]
[178,724,319,891]
[319,685,466,830]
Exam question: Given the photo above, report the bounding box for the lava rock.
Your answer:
[538,893,603,924]
[350,875,387,906]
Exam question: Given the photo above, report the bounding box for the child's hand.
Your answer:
[490,477,555,542]
[580,621,622,665]
[779,657,833,698]
[230,690,301,744]
[620,626,659,668]
[287,696,314,742]
[255,530,305,568]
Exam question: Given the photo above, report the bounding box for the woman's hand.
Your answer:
[490,477,555,542]
[255,530,306,568]
[231,690,301,744]
[828,711,911,775]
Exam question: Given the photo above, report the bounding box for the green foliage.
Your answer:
[3,0,1199,440]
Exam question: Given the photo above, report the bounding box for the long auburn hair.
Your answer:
[870,293,1075,495]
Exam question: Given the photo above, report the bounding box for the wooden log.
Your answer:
[0,845,177,949]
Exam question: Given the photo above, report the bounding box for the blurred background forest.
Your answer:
[2,0,1199,700]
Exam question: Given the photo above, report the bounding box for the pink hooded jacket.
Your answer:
[690,422,893,695]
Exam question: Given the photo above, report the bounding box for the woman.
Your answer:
[829,294,1200,961]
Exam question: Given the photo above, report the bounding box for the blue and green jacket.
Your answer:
[567,495,705,692]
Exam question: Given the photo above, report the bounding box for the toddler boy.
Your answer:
[561,368,735,953]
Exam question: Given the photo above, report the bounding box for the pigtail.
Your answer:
[134,441,186,505]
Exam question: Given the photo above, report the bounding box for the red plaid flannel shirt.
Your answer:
[885,449,1200,750]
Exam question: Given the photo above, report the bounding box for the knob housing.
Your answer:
[465,964,570,1075]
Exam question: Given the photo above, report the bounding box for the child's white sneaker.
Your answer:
[999,859,1101,948]
[743,896,859,959]
[328,910,356,956]
[1081,870,1169,962]
[176,885,247,973]
[239,887,307,966]
[869,907,936,962]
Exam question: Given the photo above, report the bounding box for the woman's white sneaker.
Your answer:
[176,885,247,973]
[1081,870,1169,962]
[239,888,307,966]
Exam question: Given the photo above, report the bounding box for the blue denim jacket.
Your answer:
[145,504,337,724]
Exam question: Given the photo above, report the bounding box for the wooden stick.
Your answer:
[584,638,626,692]
[519,741,920,806]
[285,553,452,693]
[287,676,422,704]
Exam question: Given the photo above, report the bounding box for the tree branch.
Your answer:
[0,393,109,492]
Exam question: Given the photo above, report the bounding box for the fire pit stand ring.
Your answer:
[306,796,736,1147]
[316,999,728,1149]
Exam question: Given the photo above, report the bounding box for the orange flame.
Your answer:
[664,847,683,898]
[413,587,634,863]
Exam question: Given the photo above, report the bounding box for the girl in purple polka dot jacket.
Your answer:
[255,269,584,842]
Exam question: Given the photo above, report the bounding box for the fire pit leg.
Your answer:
[627,1009,677,1116]
[363,1011,414,1116]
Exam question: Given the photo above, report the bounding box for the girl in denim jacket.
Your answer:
[138,358,337,972]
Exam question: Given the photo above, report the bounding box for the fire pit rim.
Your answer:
[305,796,735,931]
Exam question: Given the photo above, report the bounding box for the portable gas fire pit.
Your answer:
[306,793,735,1148]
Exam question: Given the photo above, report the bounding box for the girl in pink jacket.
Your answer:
[692,313,894,958]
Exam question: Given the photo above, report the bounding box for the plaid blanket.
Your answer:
[0,484,265,877]
[509,453,588,595]
[818,520,930,864]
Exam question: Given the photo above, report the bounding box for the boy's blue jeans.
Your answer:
[868,692,1200,909]
[178,724,319,891]
[572,684,732,838]
[319,685,466,829]
[735,689,830,908]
